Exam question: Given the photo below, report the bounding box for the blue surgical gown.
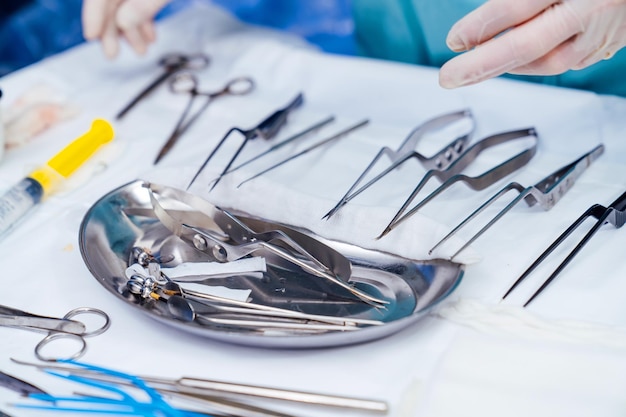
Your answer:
[351,0,626,97]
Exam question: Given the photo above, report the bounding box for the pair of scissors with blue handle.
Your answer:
[0,305,110,362]
[116,52,210,120]
[154,72,256,164]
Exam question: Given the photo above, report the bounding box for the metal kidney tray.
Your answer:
[79,180,463,348]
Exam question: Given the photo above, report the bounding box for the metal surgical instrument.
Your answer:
[238,119,370,188]
[146,182,388,307]
[0,305,110,362]
[116,52,210,120]
[502,189,626,307]
[323,109,474,220]
[125,254,383,329]
[208,115,336,185]
[378,128,539,239]
[154,72,255,164]
[187,92,304,190]
[430,144,605,260]
[13,359,390,415]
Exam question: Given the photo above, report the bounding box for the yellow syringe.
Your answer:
[0,119,114,239]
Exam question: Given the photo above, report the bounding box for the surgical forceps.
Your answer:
[323,109,475,220]
[430,144,605,259]
[378,128,539,239]
[208,115,336,185]
[187,93,304,190]
[116,52,210,120]
[154,72,256,164]
[0,305,110,361]
[237,119,370,188]
[502,189,626,307]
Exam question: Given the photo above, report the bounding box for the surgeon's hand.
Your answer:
[82,0,171,58]
[439,0,626,89]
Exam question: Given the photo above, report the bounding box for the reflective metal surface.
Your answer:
[79,180,464,348]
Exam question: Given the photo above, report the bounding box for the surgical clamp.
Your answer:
[116,52,210,120]
[430,144,605,259]
[0,305,110,361]
[323,109,475,220]
[502,189,626,307]
[188,93,304,190]
[378,128,539,239]
[154,72,255,164]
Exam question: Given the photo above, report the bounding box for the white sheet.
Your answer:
[1,3,626,416]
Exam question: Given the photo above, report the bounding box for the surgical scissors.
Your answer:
[154,72,255,164]
[187,93,304,190]
[322,109,475,220]
[502,189,626,307]
[430,144,605,259]
[116,52,210,120]
[378,128,538,239]
[0,305,110,362]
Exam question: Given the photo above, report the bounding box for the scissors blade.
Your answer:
[0,315,86,334]
[0,370,47,397]
[116,70,175,120]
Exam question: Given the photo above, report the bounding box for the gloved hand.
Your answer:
[439,0,626,89]
[82,0,171,58]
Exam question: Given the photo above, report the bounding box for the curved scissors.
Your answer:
[154,72,256,164]
[116,52,210,120]
[0,305,110,362]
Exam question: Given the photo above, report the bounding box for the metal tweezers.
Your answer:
[378,128,539,239]
[187,93,304,190]
[429,144,605,259]
[323,109,475,219]
[502,188,626,307]
[146,183,388,307]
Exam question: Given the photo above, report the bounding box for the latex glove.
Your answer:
[82,0,171,58]
[439,0,626,89]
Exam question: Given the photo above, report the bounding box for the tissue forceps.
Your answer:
[188,93,304,190]
[208,115,336,185]
[116,52,210,120]
[146,182,388,307]
[503,189,626,307]
[154,72,255,164]
[378,128,539,239]
[323,109,474,219]
[237,119,370,188]
[0,305,110,362]
[430,144,605,259]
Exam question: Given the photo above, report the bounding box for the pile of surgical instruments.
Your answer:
[145,182,387,308]
[119,182,390,335]
[3,359,389,416]
[125,250,384,334]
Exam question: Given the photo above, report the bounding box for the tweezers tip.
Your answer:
[375,230,389,240]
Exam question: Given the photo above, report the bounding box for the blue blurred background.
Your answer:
[0,0,356,77]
